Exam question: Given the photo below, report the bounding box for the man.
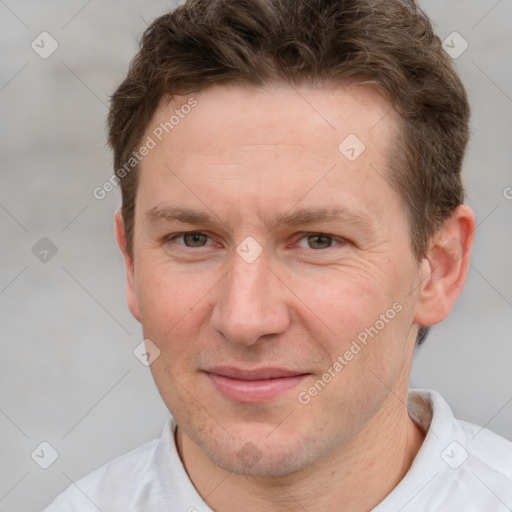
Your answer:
[44,0,512,510]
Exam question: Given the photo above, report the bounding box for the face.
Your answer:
[122,82,428,476]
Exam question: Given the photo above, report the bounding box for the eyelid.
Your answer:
[164,231,214,246]
[163,230,347,250]
[293,231,348,248]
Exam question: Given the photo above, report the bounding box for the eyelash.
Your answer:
[165,231,214,247]
[164,231,347,250]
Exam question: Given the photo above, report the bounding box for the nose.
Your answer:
[210,251,291,346]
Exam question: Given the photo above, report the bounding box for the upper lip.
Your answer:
[205,366,309,381]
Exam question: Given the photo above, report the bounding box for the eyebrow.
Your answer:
[145,205,375,233]
[146,206,217,226]
[269,207,375,232]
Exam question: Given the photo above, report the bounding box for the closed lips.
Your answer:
[204,366,309,380]
[204,367,311,402]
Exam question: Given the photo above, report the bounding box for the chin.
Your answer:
[210,444,310,477]
[193,423,324,478]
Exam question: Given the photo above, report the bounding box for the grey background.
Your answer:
[1,1,511,510]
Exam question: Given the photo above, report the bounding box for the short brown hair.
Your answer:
[108,0,470,344]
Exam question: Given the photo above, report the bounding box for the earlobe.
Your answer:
[413,205,476,327]
[114,210,142,323]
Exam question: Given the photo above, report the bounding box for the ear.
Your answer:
[115,210,141,322]
[413,205,476,327]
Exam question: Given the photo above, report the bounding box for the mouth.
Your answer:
[203,366,310,403]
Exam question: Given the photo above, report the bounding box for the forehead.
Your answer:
[148,81,396,156]
[136,82,403,230]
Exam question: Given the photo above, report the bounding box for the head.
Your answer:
[109,0,475,476]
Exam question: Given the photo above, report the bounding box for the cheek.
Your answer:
[291,266,395,339]
[137,264,208,412]
[137,255,211,318]
[135,260,211,357]
[288,262,414,386]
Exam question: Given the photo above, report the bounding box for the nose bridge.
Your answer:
[211,251,289,345]
[229,254,270,305]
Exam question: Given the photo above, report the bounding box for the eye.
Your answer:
[296,233,344,250]
[167,231,211,248]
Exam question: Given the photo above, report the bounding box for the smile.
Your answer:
[204,367,310,403]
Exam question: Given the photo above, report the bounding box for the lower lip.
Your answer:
[206,373,308,403]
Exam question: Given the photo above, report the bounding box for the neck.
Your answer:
[176,391,425,512]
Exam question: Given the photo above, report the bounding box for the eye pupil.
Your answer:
[307,234,332,249]
[183,232,207,247]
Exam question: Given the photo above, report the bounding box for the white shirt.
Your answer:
[43,389,512,511]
